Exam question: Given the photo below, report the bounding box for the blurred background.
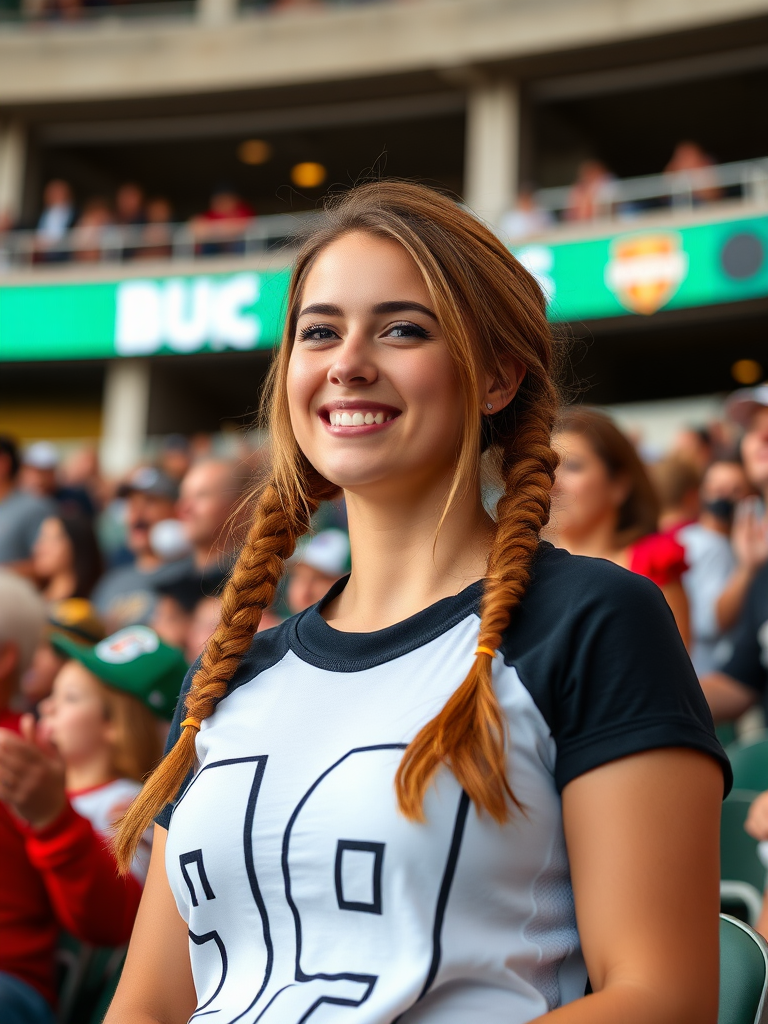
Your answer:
[0,0,765,473]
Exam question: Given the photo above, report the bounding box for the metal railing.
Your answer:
[0,0,195,24]
[0,211,320,272]
[1,157,766,272]
[532,157,768,223]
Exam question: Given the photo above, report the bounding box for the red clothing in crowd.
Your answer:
[628,532,688,588]
[0,710,142,1008]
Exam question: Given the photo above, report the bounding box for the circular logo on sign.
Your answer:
[96,626,160,664]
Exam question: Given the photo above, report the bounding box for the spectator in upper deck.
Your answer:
[191,185,255,255]
[73,198,113,263]
[135,197,174,260]
[665,140,723,204]
[35,180,75,262]
[499,186,553,242]
[565,160,615,222]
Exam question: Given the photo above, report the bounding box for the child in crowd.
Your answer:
[41,625,187,880]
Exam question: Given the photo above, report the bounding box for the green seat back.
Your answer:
[718,723,738,749]
[722,791,766,893]
[727,736,768,793]
[719,914,768,1024]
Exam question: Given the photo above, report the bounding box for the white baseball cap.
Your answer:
[292,529,351,578]
[725,384,768,429]
[23,441,59,470]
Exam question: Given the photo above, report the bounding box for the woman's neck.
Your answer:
[43,570,78,602]
[66,751,116,794]
[323,476,495,633]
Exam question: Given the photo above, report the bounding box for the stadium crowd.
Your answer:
[0,380,766,1021]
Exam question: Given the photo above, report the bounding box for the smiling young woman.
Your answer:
[108,183,729,1024]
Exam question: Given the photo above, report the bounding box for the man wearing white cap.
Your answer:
[286,529,351,615]
[701,384,768,721]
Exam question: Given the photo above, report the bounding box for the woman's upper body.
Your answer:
[32,514,103,602]
[107,182,726,1024]
[153,543,727,1024]
[549,410,691,647]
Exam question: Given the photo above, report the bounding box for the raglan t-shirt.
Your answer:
[157,543,730,1024]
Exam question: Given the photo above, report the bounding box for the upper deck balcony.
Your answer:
[0,0,766,105]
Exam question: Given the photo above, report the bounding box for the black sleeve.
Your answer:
[720,565,768,694]
[502,549,732,795]
[154,659,198,830]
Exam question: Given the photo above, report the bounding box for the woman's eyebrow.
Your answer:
[297,300,438,320]
[372,301,438,321]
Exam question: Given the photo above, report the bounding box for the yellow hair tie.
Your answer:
[475,646,496,658]
[181,717,201,731]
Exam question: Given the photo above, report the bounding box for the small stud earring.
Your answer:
[485,403,493,411]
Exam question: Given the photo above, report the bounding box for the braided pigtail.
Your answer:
[395,400,558,823]
[114,468,337,873]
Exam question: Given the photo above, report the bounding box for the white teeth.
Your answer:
[329,409,392,426]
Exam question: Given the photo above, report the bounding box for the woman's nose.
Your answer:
[327,333,378,389]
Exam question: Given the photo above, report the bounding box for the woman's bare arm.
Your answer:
[534,748,722,1023]
[104,826,197,1024]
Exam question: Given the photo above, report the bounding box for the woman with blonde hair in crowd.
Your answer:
[108,182,727,1024]
[549,406,691,648]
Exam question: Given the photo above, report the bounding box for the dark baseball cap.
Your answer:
[50,625,188,721]
[117,466,178,501]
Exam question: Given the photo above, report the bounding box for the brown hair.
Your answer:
[650,455,702,515]
[115,180,560,871]
[100,684,163,783]
[556,406,659,546]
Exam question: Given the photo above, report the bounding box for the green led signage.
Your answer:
[0,214,765,362]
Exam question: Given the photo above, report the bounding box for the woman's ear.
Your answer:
[482,359,526,415]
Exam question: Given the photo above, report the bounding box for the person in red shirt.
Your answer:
[548,406,690,648]
[0,570,142,1024]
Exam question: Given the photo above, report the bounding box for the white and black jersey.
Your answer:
[158,543,730,1024]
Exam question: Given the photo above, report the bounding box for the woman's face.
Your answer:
[33,517,74,579]
[551,431,626,541]
[287,232,465,498]
[39,661,113,767]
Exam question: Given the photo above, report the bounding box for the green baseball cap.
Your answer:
[50,625,189,721]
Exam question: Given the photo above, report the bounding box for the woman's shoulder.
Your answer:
[627,532,687,587]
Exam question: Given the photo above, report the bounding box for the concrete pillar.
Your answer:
[0,119,26,225]
[100,359,151,477]
[464,79,520,228]
[197,0,238,27]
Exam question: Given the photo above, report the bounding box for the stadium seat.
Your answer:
[728,734,768,793]
[56,935,126,1024]
[721,790,766,926]
[719,914,768,1024]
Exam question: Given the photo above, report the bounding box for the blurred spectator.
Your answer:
[665,140,722,204]
[177,458,250,579]
[700,460,753,533]
[151,576,203,654]
[185,594,222,664]
[653,456,737,676]
[0,436,57,577]
[159,434,193,485]
[0,573,140,1024]
[550,406,690,646]
[90,467,183,631]
[700,386,768,721]
[499,186,553,242]
[114,182,145,227]
[192,185,255,255]
[34,180,75,262]
[73,197,112,262]
[43,626,187,875]
[286,529,351,614]
[32,514,103,601]
[21,599,105,708]
[566,160,615,221]
[20,442,96,519]
[671,425,715,474]
[135,197,174,260]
